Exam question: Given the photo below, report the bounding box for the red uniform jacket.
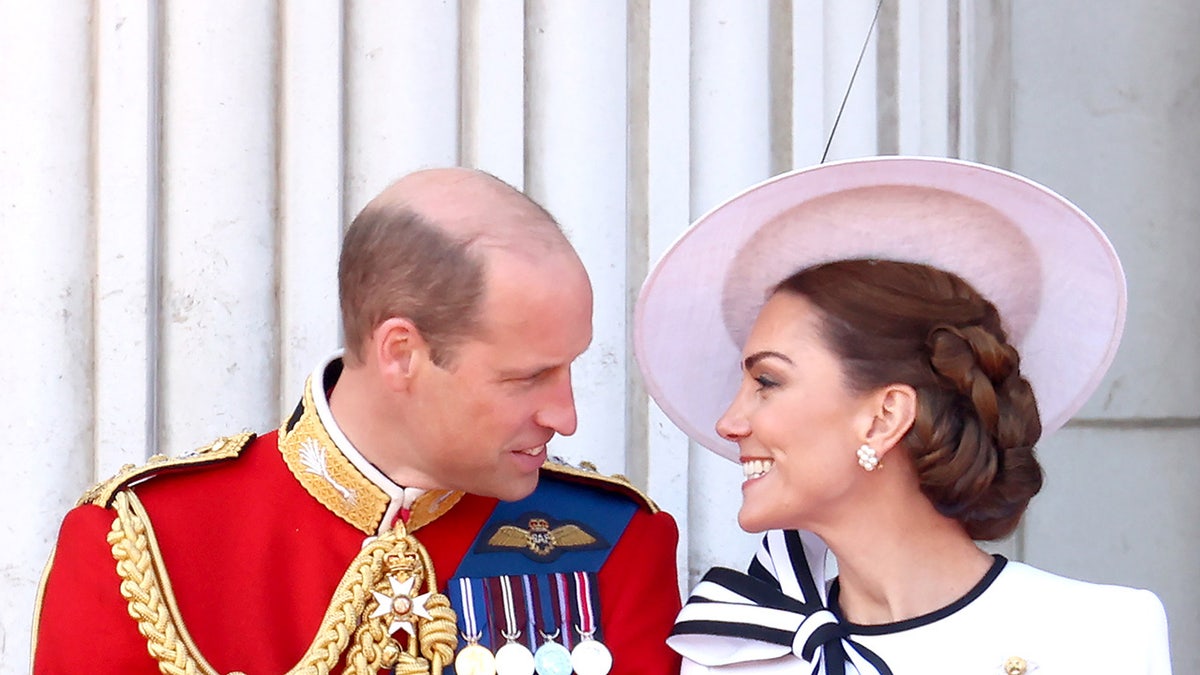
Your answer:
[33,363,681,674]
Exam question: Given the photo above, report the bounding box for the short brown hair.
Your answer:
[338,203,485,367]
[776,259,1043,540]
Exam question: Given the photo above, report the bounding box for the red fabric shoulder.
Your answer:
[597,508,683,675]
[34,503,160,674]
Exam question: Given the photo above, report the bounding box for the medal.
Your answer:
[570,638,612,675]
[495,634,536,675]
[456,640,497,675]
[533,631,573,675]
[455,578,496,675]
[528,574,573,675]
[493,576,535,675]
[569,572,611,675]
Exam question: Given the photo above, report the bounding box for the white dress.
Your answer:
[671,530,1171,675]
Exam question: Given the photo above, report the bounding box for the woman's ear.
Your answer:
[863,384,917,459]
[371,317,428,392]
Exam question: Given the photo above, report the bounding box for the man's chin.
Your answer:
[487,473,541,502]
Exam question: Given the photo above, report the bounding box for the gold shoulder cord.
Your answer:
[107,490,458,675]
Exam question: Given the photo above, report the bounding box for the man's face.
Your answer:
[406,250,593,501]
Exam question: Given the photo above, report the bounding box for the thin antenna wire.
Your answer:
[821,0,886,163]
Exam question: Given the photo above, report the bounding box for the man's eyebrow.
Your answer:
[743,351,793,371]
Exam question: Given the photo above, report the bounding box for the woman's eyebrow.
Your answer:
[743,350,794,371]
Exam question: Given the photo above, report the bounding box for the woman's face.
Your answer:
[716,291,879,533]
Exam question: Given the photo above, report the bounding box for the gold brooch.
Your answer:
[1003,656,1036,675]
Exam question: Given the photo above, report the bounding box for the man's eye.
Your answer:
[511,370,548,384]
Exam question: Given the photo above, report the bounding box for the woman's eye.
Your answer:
[753,374,778,390]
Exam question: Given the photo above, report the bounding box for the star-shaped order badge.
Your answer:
[371,574,435,637]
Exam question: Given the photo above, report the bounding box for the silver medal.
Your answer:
[532,641,572,675]
[533,631,573,675]
[494,576,536,675]
[495,639,536,675]
[570,637,612,675]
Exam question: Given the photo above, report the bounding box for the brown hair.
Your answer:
[776,259,1043,540]
[338,203,485,367]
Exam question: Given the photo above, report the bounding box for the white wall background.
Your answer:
[1,1,1195,671]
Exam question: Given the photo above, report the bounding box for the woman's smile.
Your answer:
[741,458,775,481]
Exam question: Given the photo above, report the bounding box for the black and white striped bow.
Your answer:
[668,530,892,675]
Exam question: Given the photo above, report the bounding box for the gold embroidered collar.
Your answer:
[278,355,463,535]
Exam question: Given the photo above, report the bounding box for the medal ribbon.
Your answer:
[522,575,539,651]
[552,572,574,650]
[572,571,598,638]
[499,575,521,638]
[532,574,563,646]
[457,577,487,643]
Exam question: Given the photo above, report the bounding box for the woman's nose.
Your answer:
[715,398,750,442]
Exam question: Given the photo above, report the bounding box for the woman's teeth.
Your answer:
[742,459,774,480]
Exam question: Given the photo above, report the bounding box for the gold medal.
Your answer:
[455,578,496,675]
[455,641,497,675]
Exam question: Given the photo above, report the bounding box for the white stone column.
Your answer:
[158,2,280,452]
[93,0,158,476]
[278,0,345,409]
[344,1,461,212]
[0,0,93,664]
[525,0,632,475]
[630,0,695,596]
[461,0,526,188]
[688,0,777,581]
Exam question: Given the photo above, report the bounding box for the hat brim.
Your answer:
[634,156,1126,461]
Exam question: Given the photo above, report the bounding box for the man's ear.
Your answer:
[371,317,429,392]
[862,384,917,459]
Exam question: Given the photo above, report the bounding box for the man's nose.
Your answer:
[535,369,578,436]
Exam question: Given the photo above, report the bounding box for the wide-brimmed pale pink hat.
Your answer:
[634,156,1126,461]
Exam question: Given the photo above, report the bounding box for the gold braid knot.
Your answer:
[344,527,458,674]
[108,490,458,675]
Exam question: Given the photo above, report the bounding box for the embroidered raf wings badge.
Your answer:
[477,511,609,562]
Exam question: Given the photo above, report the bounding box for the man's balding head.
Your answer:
[338,168,581,366]
[375,168,557,235]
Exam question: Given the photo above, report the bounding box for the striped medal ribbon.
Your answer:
[455,577,496,675]
[569,571,611,675]
[493,576,536,675]
[532,574,573,675]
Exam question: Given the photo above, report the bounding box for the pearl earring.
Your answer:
[856,444,880,471]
